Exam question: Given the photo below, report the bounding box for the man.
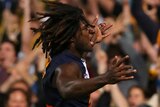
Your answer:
[31,1,136,107]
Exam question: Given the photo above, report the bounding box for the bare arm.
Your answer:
[22,0,32,53]
[13,48,41,86]
[109,84,129,107]
[0,73,21,93]
[54,56,136,99]
[141,32,158,62]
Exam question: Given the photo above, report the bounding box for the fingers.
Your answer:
[116,69,137,82]
[92,15,99,25]
[96,23,112,42]
[118,76,134,81]
[98,23,106,30]
[106,55,137,84]
[98,23,112,34]
[101,24,112,35]
[114,55,129,67]
[106,69,136,84]
[98,24,103,30]
[118,65,133,71]
[100,33,111,41]
[117,69,137,76]
[110,56,118,65]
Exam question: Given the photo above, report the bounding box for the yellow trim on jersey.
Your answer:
[156,30,160,47]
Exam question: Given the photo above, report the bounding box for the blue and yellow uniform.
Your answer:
[43,50,90,107]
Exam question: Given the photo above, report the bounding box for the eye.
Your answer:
[81,25,88,30]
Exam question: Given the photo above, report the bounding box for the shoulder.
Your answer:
[59,62,80,70]
[56,62,81,72]
[55,62,82,77]
[51,62,82,86]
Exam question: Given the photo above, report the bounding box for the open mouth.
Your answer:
[89,35,95,47]
[90,41,95,47]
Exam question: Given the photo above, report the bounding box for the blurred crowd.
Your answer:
[0,0,160,107]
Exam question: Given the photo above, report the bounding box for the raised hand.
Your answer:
[104,55,137,84]
[90,16,112,45]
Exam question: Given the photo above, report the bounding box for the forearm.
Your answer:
[18,69,37,86]
[22,48,40,65]
[141,33,157,62]
[110,84,129,107]
[57,75,108,99]
[56,56,135,99]
[15,63,37,86]
[22,0,32,52]
[0,76,15,93]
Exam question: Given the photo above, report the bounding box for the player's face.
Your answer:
[74,23,96,52]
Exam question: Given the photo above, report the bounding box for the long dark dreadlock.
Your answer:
[31,1,92,57]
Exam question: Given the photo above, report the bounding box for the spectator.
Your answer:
[5,88,31,107]
[0,40,18,89]
[128,85,151,107]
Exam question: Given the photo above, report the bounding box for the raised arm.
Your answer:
[109,84,129,107]
[54,56,136,99]
[22,0,32,53]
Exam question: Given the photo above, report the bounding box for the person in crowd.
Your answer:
[128,85,151,107]
[5,88,31,107]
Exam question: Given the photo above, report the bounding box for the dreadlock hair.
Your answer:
[31,1,92,58]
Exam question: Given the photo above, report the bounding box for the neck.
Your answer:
[68,47,84,59]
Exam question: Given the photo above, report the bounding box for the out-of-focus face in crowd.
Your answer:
[128,86,146,107]
[10,80,30,92]
[6,89,29,107]
[3,10,20,35]
[0,41,17,69]
[6,14,19,34]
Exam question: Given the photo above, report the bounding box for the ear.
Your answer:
[69,37,76,48]
[70,28,81,43]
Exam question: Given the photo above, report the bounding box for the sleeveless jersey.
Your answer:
[43,50,90,107]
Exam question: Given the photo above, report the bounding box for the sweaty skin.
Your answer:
[52,17,136,99]
[54,56,135,99]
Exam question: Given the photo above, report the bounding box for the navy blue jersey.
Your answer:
[43,50,90,107]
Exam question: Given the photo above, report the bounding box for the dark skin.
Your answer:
[53,17,137,99]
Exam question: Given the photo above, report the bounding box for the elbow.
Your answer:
[60,91,70,99]
[58,85,74,99]
[59,89,74,100]
[58,85,81,99]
